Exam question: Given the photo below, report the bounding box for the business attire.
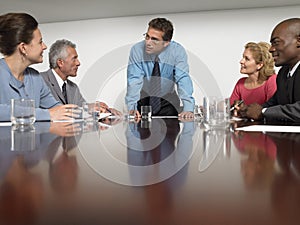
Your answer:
[230,74,277,105]
[125,41,195,116]
[0,59,60,121]
[263,62,300,122]
[41,69,86,106]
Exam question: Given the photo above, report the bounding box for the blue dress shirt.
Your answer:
[0,58,61,121]
[125,40,195,112]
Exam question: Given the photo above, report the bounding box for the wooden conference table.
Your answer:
[0,117,299,225]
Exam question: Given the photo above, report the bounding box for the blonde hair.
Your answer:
[245,42,275,81]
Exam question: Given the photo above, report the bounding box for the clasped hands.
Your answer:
[232,100,263,121]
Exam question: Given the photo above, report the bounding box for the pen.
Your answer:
[230,100,244,111]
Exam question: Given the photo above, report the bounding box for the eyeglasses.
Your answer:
[143,33,163,44]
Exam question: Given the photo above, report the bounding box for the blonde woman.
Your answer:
[230,42,276,106]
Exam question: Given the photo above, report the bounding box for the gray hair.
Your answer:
[49,39,76,69]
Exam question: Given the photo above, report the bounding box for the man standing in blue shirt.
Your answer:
[125,18,195,118]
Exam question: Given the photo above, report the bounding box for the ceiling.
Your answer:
[1,0,300,23]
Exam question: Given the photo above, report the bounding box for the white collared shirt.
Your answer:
[288,60,300,77]
[51,69,66,91]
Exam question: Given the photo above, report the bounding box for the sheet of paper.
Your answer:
[235,125,300,133]
[0,122,12,126]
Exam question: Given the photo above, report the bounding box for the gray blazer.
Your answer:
[40,69,86,106]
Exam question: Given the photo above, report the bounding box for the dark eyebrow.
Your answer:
[270,37,278,43]
[144,33,161,41]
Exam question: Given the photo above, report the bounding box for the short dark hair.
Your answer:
[0,12,38,56]
[148,18,173,41]
[275,18,300,37]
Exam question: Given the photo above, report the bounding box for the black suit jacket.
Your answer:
[263,64,300,122]
[40,69,86,106]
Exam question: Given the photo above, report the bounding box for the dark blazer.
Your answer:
[41,69,86,106]
[263,64,300,122]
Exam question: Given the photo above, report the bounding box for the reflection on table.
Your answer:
[0,118,299,225]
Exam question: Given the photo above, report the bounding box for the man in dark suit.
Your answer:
[239,18,300,122]
[41,39,121,116]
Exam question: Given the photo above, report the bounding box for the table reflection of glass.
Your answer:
[11,125,36,151]
[199,128,231,172]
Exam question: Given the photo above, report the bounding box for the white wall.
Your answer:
[32,5,300,109]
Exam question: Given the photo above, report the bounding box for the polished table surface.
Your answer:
[0,118,299,225]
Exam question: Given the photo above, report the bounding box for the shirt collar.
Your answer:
[52,69,66,90]
[289,60,300,77]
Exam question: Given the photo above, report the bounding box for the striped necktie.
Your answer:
[149,56,161,114]
[62,82,68,104]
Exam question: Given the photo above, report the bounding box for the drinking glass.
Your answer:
[11,99,36,126]
[203,96,230,129]
[194,104,203,121]
[141,106,152,120]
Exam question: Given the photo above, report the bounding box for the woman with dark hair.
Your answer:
[0,12,78,121]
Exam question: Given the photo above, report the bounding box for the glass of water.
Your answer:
[141,105,152,120]
[194,104,203,121]
[11,99,36,126]
[203,96,230,129]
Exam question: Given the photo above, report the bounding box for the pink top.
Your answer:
[230,74,277,105]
